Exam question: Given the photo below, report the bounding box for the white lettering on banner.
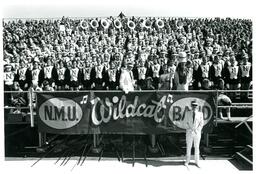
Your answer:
[91,95,167,125]
[169,97,212,129]
[39,98,82,129]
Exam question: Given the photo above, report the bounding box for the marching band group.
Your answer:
[3,16,252,98]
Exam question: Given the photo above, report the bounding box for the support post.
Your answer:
[29,88,34,127]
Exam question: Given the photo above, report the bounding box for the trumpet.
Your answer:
[80,20,89,30]
[101,19,109,29]
[155,19,164,29]
[90,19,99,29]
[114,19,122,29]
[127,20,136,30]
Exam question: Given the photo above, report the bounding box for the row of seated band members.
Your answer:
[4,51,252,94]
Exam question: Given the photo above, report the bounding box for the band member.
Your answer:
[14,59,32,90]
[223,56,241,99]
[148,58,164,89]
[4,64,15,91]
[91,57,107,90]
[173,52,190,91]
[192,52,202,90]
[69,60,82,91]
[103,52,111,70]
[174,100,204,168]
[239,53,252,101]
[158,58,176,90]
[133,59,149,90]
[55,60,69,90]
[31,61,41,87]
[197,56,211,88]
[81,59,93,90]
[209,55,224,88]
[105,61,120,90]
[119,59,136,94]
[217,78,232,120]
[39,58,57,88]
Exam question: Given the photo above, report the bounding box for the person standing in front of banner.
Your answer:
[175,100,204,168]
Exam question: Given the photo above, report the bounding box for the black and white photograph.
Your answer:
[1,0,255,173]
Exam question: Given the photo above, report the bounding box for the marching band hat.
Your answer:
[4,64,12,69]
[217,51,223,56]
[126,58,135,66]
[191,100,199,106]
[178,52,187,63]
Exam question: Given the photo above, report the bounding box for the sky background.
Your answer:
[1,0,256,19]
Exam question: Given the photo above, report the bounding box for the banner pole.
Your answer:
[29,88,34,127]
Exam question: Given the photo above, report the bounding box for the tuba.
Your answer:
[90,19,99,29]
[101,19,109,29]
[80,20,89,30]
[114,19,122,29]
[127,20,136,30]
[155,19,164,29]
[143,19,152,29]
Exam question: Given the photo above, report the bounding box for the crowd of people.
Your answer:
[3,16,252,101]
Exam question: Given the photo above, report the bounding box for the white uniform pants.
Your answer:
[186,131,201,164]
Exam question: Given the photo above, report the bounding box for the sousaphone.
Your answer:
[127,20,136,30]
[90,19,99,29]
[144,19,152,29]
[155,19,164,29]
[101,19,110,29]
[114,19,122,29]
[80,20,89,30]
